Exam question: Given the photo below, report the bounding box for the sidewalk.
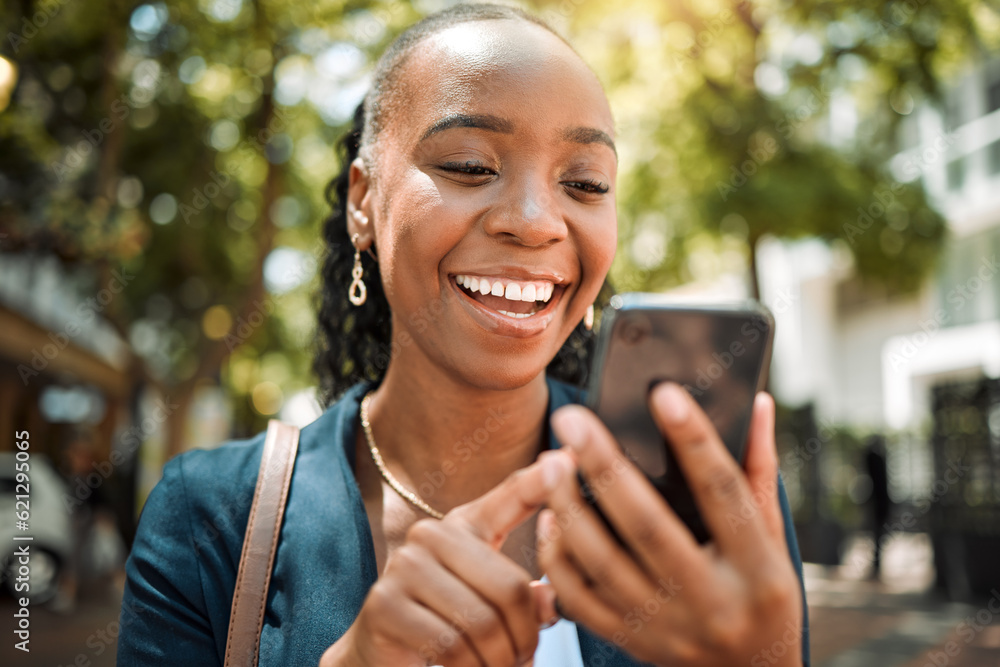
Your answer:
[807,532,1000,667]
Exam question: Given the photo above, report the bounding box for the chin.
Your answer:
[441,339,566,392]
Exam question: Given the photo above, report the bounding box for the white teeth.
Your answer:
[456,274,557,303]
[498,310,533,319]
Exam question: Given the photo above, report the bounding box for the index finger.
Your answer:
[648,382,771,565]
[449,450,575,549]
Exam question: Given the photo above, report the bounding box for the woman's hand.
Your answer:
[320,452,570,667]
[538,382,803,667]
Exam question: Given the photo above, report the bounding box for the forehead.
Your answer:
[385,19,614,144]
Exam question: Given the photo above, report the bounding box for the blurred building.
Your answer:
[756,56,1000,597]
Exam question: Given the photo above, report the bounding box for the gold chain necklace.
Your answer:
[360,391,445,520]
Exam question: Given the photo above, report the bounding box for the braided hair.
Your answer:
[313,3,614,406]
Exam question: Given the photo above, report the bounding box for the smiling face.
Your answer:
[349,19,618,390]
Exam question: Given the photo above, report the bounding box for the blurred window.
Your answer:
[936,227,1000,327]
[987,79,1000,115]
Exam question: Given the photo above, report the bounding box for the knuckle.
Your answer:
[499,573,534,609]
[698,467,743,505]
[754,570,796,611]
[704,607,746,653]
[628,515,667,550]
[437,640,478,667]
[389,543,425,574]
[586,555,617,588]
[364,581,395,615]
[406,518,441,545]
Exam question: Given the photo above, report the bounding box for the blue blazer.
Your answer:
[117,377,811,666]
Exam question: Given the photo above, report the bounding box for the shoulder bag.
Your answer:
[224,419,301,667]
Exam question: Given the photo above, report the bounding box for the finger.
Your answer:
[647,382,770,565]
[390,543,518,666]
[363,582,483,667]
[543,458,656,615]
[450,450,575,549]
[536,509,623,639]
[530,580,559,628]
[550,405,707,581]
[743,392,784,544]
[407,520,540,664]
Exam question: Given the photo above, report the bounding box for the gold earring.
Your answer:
[584,304,594,331]
[349,233,367,306]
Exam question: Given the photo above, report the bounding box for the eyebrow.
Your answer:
[420,114,514,140]
[563,126,617,157]
[419,113,617,157]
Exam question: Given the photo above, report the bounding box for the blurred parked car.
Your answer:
[0,452,72,604]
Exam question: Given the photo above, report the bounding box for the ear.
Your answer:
[346,157,374,250]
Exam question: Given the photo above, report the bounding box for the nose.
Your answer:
[481,174,568,247]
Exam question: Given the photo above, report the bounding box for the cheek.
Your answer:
[578,208,617,289]
[376,171,464,304]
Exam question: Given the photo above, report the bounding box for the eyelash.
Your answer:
[439,162,609,196]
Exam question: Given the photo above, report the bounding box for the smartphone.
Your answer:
[581,293,775,544]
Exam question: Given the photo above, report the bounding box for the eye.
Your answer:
[565,179,609,194]
[562,178,610,201]
[439,160,496,180]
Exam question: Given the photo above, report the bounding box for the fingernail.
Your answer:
[537,583,559,629]
[552,408,585,452]
[656,383,690,424]
[541,455,563,491]
[537,508,553,538]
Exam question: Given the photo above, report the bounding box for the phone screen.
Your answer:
[586,296,773,543]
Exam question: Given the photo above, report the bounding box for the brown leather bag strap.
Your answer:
[224,419,300,667]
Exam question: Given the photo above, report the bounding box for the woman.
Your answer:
[117,4,809,666]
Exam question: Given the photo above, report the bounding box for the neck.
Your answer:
[362,343,550,513]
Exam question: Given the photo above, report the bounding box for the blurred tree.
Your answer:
[1,0,998,460]
[537,0,999,296]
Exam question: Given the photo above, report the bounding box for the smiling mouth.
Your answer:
[452,274,561,319]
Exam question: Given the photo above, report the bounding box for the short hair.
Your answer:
[359,2,570,164]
